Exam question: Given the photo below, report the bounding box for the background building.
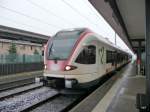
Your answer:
[0,39,42,55]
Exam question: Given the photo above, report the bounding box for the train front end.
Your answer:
[43,29,86,89]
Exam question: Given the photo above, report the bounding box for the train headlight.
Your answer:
[65,66,71,71]
[64,65,77,71]
[44,65,47,70]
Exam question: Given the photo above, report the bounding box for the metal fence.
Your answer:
[0,62,44,76]
[0,54,43,64]
[0,54,44,76]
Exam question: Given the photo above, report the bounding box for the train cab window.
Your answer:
[75,45,96,64]
[47,30,84,60]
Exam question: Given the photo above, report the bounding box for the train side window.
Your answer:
[106,50,112,63]
[106,50,116,64]
[75,45,96,64]
[117,53,120,63]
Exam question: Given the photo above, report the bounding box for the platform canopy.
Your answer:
[0,25,50,44]
[89,0,145,53]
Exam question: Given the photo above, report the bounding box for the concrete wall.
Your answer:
[0,39,43,55]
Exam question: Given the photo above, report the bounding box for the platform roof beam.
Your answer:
[89,0,145,53]
[0,25,50,44]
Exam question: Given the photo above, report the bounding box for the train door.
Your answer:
[98,44,106,76]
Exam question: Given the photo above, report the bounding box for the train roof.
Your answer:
[99,36,130,55]
[55,28,86,34]
[53,28,131,55]
[82,28,131,55]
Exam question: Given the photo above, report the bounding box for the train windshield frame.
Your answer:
[47,30,83,60]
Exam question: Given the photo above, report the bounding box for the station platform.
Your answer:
[70,62,145,112]
[93,63,145,112]
[0,70,43,85]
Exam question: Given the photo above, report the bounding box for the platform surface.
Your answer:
[92,63,146,112]
[0,70,43,84]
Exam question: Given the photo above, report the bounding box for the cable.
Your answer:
[81,0,99,16]
[0,16,53,34]
[84,0,131,50]
[81,0,117,39]
[80,0,107,27]
[62,0,110,37]
[80,0,109,33]
[0,5,62,29]
[61,0,98,26]
[26,0,76,27]
[81,0,108,22]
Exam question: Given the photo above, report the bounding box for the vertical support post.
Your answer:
[136,1,150,111]
[146,0,150,104]
[23,54,25,63]
[137,41,142,75]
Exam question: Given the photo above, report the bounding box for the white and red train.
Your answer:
[43,28,131,89]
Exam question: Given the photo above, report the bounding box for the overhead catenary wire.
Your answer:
[82,0,120,44]
[0,5,62,29]
[80,0,109,34]
[82,0,132,51]
[0,16,53,35]
[26,0,77,27]
[81,0,114,28]
[61,0,111,37]
[81,0,100,16]
[61,0,100,27]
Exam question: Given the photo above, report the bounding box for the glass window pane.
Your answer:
[47,30,83,60]
[75,45,96,64]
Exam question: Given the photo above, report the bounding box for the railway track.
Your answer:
[30,94,80,112]
[27,75,113,112]
[0,83,84,112]
[0,76,85,112]
[0,66,125,112]
[0,78,36,91]
[0,86,59,112]
[0,82,43,100]
[22,75,113,112]
[0,76,114,112]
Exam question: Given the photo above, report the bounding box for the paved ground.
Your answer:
[92,63,145,112]
[106,66,145,112]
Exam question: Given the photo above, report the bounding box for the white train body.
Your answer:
[44,28,131,88]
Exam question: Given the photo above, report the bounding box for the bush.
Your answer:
[8,43,17,54]
[34,49,39,55]
[8,43,17,62]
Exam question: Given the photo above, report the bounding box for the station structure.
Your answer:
[0,25,49,44]
[0,25,50,75]
[0,0,149,111]
[89,0,148,111]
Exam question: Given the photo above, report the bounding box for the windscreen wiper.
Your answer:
[49,43,53,56]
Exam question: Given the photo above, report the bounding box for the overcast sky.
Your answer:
[0,0,133,54]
